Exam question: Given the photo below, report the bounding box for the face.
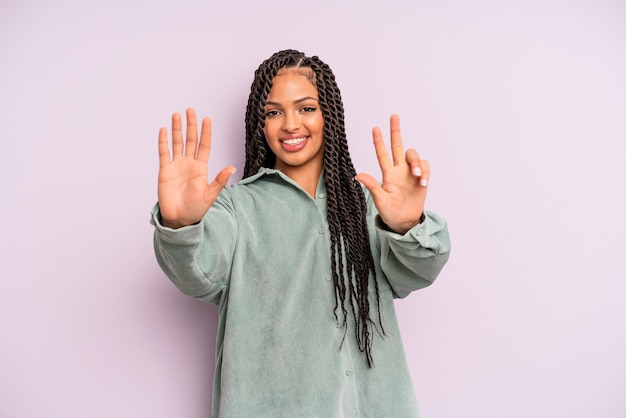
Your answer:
[263,69,325,177]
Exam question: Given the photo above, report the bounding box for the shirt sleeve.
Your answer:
[375,210,451,299]
[150,190,237,304]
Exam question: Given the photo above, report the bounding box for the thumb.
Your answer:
[355,172,383,199]
[207,166,237,197]
[214,166,238,187]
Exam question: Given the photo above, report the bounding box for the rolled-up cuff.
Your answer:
[150,203,204,245]
[375,211,444,250]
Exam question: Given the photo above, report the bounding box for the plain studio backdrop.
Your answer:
[1,0,624,417]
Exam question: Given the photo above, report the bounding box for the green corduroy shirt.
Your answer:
[151,168,451,418]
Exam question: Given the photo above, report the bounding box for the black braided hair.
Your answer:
[243,50,384,367]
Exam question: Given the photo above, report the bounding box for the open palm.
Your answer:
[157,108,236,229]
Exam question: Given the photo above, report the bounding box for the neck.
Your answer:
[275,161,323,198]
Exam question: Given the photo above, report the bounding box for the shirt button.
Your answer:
[318,193,325,199]
[345,370,351,376]
[335,322,342,328]
[417,228,423,235]
[318,228,324,234]
[325,275,331,281]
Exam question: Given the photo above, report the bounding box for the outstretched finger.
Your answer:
[158,127,171,167]
[372,126,392,171]
[171,112,184,158]
[389,114,405,166]
[197,117,212,163]
[185,108,198,158]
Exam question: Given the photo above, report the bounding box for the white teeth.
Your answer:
[282,137,307,145]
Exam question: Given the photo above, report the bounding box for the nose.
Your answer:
[281,110,301,132]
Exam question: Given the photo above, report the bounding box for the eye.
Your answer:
[300,106,317,113]
[265,110,281,118]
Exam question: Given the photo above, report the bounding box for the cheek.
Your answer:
[263,120,279,140]
[311,115,325,134]
[262,125,280,153]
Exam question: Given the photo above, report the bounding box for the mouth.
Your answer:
[280,135,309,152]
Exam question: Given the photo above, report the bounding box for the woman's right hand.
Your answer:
[157,108,237,229]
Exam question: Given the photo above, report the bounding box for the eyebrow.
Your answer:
[265,96,319,106]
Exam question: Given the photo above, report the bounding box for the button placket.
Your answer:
[337,323,359,417]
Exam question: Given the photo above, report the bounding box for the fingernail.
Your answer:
[412,167,422,177]
[420,179,429,187]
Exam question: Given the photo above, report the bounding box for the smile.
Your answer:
[281,136,308,145]
[280,136,309,152]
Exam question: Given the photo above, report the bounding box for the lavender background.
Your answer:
[1,0,625,417]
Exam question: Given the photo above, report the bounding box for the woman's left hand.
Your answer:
[356,114,429,234]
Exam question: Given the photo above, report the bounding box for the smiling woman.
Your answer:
[151,49,451,417]
[262,68,325,195]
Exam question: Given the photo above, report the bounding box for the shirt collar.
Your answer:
[238,167,326,198]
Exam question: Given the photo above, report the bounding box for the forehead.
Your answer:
[267,69,319,100]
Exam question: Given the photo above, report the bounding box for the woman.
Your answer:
[152,49,450,417]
